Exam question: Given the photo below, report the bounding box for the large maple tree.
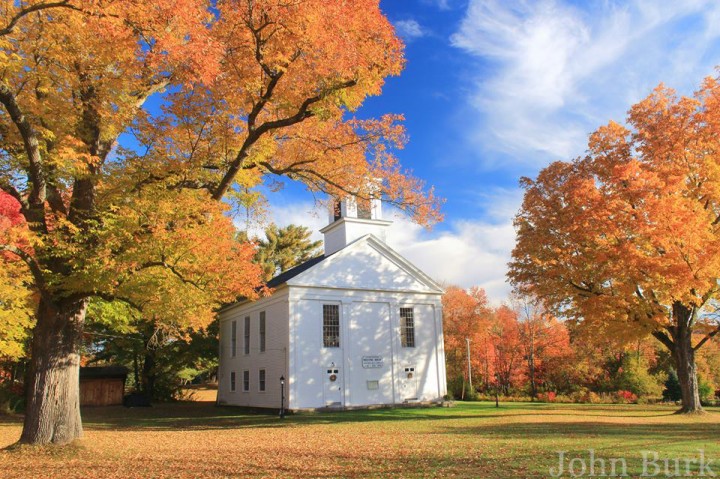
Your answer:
[510,77,720,413]
[0,0,441,444]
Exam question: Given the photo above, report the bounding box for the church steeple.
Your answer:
[320,195,392,256]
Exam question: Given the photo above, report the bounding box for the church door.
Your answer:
[323,366,343,407]
[399,365,418,401]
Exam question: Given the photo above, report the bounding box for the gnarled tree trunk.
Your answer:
[670,302,703,414]
[19,297,88,445]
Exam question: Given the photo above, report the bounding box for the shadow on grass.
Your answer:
[0,401,526,431]
[436,419,720,442]
[74,401,498,430]
[1,401,714,433]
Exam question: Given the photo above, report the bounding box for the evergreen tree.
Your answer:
[254,224,323,280]
[663,370,683,402]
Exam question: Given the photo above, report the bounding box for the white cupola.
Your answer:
[320,195,393,256]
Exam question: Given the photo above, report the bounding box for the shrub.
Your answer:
[446,375,465,400]
[699,377,714,405]
[616,355,662,397]
[0,381,24,414]
[566,388,600,404]
[613,390,638,404]
[464,386,480,401]
[537,391,556,403]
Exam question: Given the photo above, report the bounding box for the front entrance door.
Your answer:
[323,366,343,407]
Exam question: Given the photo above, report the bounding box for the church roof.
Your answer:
[265,254,329,288]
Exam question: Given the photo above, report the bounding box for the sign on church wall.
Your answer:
[361,356,384,369]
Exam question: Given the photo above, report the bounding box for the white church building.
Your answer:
[217,196,447,410]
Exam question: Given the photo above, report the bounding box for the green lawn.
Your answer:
[1,402,719,478]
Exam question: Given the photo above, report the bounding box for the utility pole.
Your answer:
[466,337,473,391]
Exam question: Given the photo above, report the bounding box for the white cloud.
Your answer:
[386,216,515,305]
[451,0,720,166]
[394,19,427,42]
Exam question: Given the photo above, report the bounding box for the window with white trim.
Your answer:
[259,369,266,392]
[400,307,415,348]
[243,370,250,392]
[244,316,250,355]
[323,304,340,348]
[259,312,266,353]
[230,371,236,392]
[231,320,237,357]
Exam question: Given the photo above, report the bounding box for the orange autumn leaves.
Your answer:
[510,77,720,338]
[442,287,570,394]
[0,192,34,360]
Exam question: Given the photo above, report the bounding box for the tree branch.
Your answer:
[652,329,675,352]
[0,84,46,212]
[568,280,603,296]
[89,292,146,312]
[694,324,720,351]
[0,1,82,37]
[0,244,50,301]
[0,179,28,210]
[139,261,204,290]
[212,79,357,201]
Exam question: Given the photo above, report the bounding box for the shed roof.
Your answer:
[80,366,129,380]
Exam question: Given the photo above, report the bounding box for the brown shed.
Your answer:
[80,366,128,406]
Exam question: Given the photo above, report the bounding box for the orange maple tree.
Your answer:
[442,286,492,396]
[489,305,524,395]
[0,0,441,445]
[512,294,571,399]
[510,75,720,413]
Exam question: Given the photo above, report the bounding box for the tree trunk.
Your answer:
[528,351,536,401]
[142,348,156,400]
[20,297,88,445]
[133,344,140,391]
[671,303,703,414]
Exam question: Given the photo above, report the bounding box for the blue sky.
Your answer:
[254,0,720,303]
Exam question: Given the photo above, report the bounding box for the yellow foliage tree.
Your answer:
[0,0,441,445]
